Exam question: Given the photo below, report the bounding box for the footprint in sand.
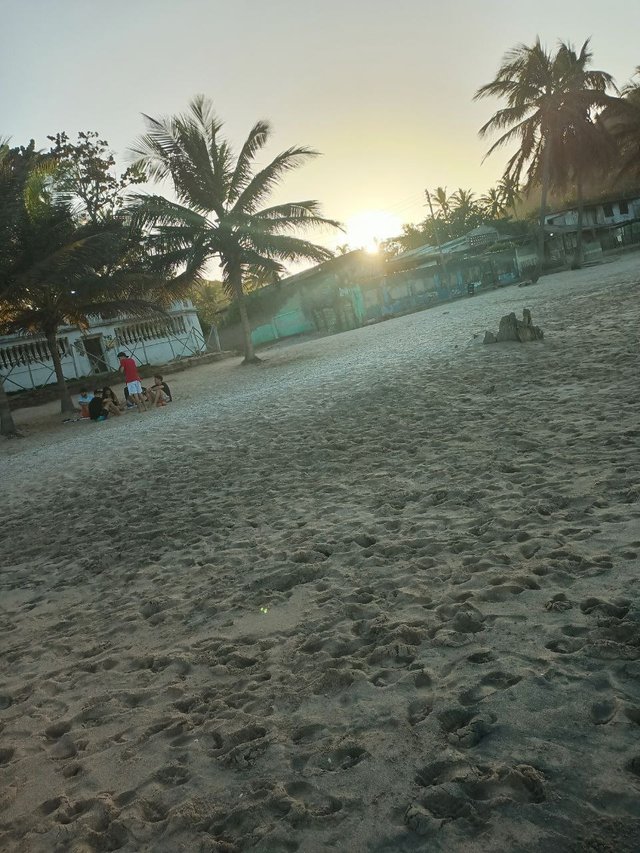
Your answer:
[436,706,495,748]
[590,699,617,725]
[408,758,545,835]
[546,637,585,655]
[458,671,522,706]
[580,597,630,618]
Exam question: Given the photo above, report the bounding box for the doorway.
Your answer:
[83,336,108,374]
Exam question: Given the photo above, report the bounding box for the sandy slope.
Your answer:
[1,255,639,853]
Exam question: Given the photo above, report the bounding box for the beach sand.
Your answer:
[1,254,639,852]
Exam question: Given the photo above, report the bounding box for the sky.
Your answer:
[3,0,640,261]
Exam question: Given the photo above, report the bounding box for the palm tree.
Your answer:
[605,67,640,184]
[498,175,521,219]
[475,38,616,265]
[479,187,507,220]
[450,188,476,217]
[431,186,451,220]
[448,188,482,235]
[129,96,340,363]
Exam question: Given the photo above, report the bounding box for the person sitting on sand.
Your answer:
[117,351,147,412]
[147,374,172,407]
[77,388,93,419]
[88,390,109,422]
[88,389,122,421]
[102,385,124,411]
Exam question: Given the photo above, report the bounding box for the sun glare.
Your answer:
[345,210,402,253]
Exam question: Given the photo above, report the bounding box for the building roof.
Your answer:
[391,223,517,269]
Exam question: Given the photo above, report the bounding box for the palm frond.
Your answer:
[227,120,271,204]
[231,146,320,215]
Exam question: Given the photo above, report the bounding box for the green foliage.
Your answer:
[47,131,146,224]
[191,279,230,333]
[476,38,618,196]
[129,95,340,360]
[605,67,640,183]
[0,141,167,412]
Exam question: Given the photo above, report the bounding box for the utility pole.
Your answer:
[425,189,450,289]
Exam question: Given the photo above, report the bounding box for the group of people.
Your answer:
[77,353,172,422]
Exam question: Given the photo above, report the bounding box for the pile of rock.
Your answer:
[483,309,544,344]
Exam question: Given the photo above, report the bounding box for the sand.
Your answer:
[1,254,639,853]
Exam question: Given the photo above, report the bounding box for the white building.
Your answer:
[544,196,640,229]
[0,301,205,393]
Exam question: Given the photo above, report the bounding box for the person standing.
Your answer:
[117,352,147,412]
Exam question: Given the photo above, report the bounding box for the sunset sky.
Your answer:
[3,0,640,257]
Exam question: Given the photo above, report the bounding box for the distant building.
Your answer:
[544,193,640,258]
[0,301,205,393]
[217,225,533,352]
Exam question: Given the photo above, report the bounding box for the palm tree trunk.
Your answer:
[572,176,584,269]
[0,379,19,437]
[230,272,259,364]
[537,141,552,267]
[46,331,76,413]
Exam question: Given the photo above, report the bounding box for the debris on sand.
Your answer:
[483,308,544,344]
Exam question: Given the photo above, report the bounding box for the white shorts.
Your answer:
[127,380,143,395]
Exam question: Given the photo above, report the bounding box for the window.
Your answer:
[619,201,629,215]
[603,203,614,217]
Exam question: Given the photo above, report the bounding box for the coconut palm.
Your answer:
[475,38,616,264]
[498,175,521,219]
[450,188,476,216]
[129,96,341,363]
[431,186,451,220]
[448,188,482,235]
[605,67,640,184]
[479,187,507,220]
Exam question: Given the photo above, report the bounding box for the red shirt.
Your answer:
[120,357,141,383]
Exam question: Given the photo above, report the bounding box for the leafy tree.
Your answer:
[191,279,230,334]
[0,139,49,435]
[475,37,616,264]
[129,95,340,363]
[47,131,145,224]
[0,144,167,413]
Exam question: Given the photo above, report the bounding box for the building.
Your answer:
[218,252,383,351]
[0,301,205,393]
[544,193,640,259]
[217,225,532,352]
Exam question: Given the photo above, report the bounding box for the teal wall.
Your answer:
[250,292,316,346]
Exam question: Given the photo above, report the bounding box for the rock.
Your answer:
[484,309,544,344]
